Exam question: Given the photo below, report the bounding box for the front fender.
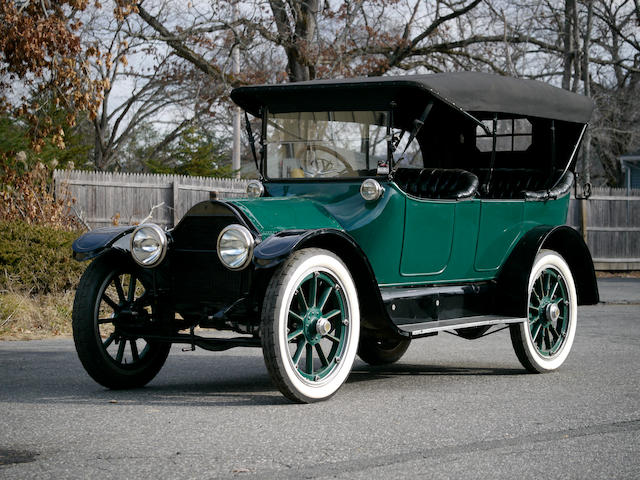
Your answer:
[497,225,599,317]
[253,229,339,268]
[253,228,404,336]
[72,226,135,261]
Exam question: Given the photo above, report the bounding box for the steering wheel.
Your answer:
[301,145,355,177]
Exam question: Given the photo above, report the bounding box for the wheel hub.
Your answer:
[303,307,328,345]
[545,302,560,323]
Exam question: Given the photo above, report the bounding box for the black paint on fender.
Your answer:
[496,225,599,317]
[72,225,135,261]
[254,229,405,337]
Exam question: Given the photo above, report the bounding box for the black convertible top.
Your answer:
[231,72,593,124]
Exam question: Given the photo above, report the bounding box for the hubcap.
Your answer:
[528,267,570,358]
[545,303,560,323]
[286,271,349,382]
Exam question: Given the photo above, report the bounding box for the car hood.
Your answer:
[228,197,344,237]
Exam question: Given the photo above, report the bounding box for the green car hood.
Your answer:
[229,197,344,237]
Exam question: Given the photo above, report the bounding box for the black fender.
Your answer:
[72,226,135,261]
[254,229,404,336]
[496,225,599,317]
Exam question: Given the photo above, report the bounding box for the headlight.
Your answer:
[360,178,385,201]
[217,224,254,270]
[246,180,264,198]
[130,223,167,267]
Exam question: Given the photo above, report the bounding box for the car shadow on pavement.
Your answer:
[1,344,523,407]
[347,362,526,383]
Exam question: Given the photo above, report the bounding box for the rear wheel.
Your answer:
[357,335,410,365]
[72,253,170,389]
[261,248,360,403]
[510,250,577,373]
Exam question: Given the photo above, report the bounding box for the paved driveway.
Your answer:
[1,279,638,479]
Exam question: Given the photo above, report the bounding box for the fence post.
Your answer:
[580,198,589,243]
[172,180,180,226]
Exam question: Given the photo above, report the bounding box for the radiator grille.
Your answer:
[169,215,246,310]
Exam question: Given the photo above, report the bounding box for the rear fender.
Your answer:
[497,225,599,317]
[72,226,135,261]
[254,229,403,336]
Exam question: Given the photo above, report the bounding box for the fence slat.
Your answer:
[54,170,248,229]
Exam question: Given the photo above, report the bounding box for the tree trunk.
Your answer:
[562,0,575,91]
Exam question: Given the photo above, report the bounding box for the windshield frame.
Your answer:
[260,107,394,182]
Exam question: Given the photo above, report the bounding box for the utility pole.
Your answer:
[232,1,241,179]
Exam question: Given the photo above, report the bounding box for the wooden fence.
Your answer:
[567,187,640,270]
[53,170,248,229]
[54,171,640,270]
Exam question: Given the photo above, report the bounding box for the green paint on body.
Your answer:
[230,181,571,287]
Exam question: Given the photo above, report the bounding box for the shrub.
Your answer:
[1,161,82,231]
[0,220,84,295]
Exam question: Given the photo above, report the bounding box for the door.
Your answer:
[400,198,455,276]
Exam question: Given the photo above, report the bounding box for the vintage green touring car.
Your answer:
[71,72,599,403]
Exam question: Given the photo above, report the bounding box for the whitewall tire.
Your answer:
[510,249,578,373]
[261,248,360,403]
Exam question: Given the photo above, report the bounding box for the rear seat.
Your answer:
[471,168,574,200]
[394,168,479,200]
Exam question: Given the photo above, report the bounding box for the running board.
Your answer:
[399,315,526,337]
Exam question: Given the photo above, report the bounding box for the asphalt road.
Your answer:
[1,278,638,479]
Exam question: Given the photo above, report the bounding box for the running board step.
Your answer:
[399,315,525,337]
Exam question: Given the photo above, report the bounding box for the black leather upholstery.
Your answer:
[524,171,574,201]
[394,168,479,200]
[472,168,573,200]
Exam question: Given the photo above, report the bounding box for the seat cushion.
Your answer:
[394,168,479,200]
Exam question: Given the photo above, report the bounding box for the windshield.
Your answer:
[265,111,389,179]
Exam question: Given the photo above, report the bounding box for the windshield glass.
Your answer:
[265,111,389,179]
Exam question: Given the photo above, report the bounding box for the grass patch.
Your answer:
[0,290,75,339]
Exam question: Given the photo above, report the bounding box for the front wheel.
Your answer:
[72,253,171,389]
[261,248,360,403]
[510,249,577,373]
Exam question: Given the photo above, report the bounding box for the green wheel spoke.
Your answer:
[309,274,318,307]
[537,276,545,297]
[315,344,329,367]
[531,287,541,303]
[292,339,306,366]
[98,317,114,325]
[326,334,340,344]
[305,343,314,375]
[115,339,126,363]
[288,328,304,341]
[545,272,552,296]
[130,340,139,362]
[544,328,552,350]
[318,286,333,311]
[103,333,116,348]
[550,280,559,300]
[323,309,341,321]
[296,286,308,312]
[531,323,542,343]
[549,325,560,342]
[289,310,304,323]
